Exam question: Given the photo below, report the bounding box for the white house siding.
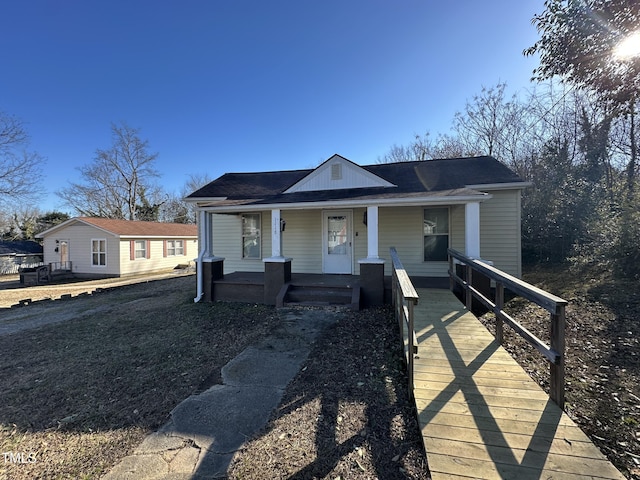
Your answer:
[210,196,522,279]
[378,206,449,278]
[353,207,368,275]
[281,209,322,273]
[375,200,521,279]
[213,209,367,275]
[42,223,121,276]
[118,238,197,276]
[211,212,272,274]
[478,189,522,277]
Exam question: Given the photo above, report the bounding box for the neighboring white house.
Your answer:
[36,217,198,278]
[185,154,530,306]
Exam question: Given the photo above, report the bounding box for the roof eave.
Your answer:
[465,181,532,190]
[197,193,492,213]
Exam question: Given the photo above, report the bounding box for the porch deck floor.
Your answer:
[413,288,625,479]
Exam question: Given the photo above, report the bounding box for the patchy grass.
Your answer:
[0,276,281,479]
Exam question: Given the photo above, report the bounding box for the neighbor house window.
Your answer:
[423,208,449,261]
[134,240,147,259]
[166,240,184,256]
[91,239,106,266]
[242,213,261,259]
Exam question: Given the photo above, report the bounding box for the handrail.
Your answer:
[448,248,568,408]
[389,247,419,399]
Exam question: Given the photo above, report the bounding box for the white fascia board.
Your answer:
[35,217,116,238]
[465,181,532,191]
[198,194,493,213]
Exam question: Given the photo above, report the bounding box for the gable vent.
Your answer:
[331,163,342,180]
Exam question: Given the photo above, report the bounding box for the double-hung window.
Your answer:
[423,208,449,261]
[166,240,184,256]
[91,239,106,266]
[242,213,261,259]
[134,240,147,259]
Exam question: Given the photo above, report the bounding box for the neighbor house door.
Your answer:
[58,240,69,264]
[322,210,352,274]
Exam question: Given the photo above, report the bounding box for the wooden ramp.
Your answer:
[413,288,625,480]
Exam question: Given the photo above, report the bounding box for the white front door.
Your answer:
[58,240,69,264]
[322,210,352,274]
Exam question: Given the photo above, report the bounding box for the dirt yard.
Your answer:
[0,275,429,479]
[0,271,192,309]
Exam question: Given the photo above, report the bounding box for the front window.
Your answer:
[167,240,184,256]
[134,240,147,259]
[242,213,261,259]
[327,215,348,255]
[423,208,449,261]
[91,239,106,266]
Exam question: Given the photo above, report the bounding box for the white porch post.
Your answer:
[465,201,481,258]
[358,205,385,307]
[271,208,283,258]
[194,210,209,302]
[366,205,380,259]
[194,210,224,303]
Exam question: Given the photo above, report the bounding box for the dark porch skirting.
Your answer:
[204,271,449,308]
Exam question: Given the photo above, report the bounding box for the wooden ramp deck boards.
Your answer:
[413,288,625,480]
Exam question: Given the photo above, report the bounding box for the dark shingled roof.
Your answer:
[0,241,43,255]
[186,156,525,205]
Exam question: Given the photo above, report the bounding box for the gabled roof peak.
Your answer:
[284,154,396,193]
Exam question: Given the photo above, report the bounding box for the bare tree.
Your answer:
[0,111,45,207]
[159,173,213,223]
[58,122,159,220]
[378,132,472,163]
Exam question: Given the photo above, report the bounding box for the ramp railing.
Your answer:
[389,247,419,399]
[448,248,568,408]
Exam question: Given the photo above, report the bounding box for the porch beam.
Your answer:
[465,201,481,258]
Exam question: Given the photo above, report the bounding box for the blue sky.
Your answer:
[1,1,544,213]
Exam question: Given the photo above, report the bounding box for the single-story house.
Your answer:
[36,217,198,278]
[186,154,530,306]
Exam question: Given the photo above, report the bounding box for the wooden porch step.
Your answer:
[280,284,360,310]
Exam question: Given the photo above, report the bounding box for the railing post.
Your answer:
[449,254,454,292]
[495,282,504,344]
[407,299,415,399]
[550,306,566,408]
[465,263,473,310]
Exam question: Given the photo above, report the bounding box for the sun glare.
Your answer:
[614,31,640,59]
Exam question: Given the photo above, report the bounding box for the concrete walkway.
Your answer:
[103,307,342,480]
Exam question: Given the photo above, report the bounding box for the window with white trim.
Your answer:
[91,239,106,266]
[242,213,261,259]
[134,240,147,259]
[167,239,184,256]
[423,207,449,261]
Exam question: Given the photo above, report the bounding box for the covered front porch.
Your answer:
[201,270,451,309]
[194,202,484,308]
